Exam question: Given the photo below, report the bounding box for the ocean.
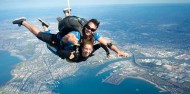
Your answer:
[0,3,190,94]
[0,51,20,87]
[53,59,170,94]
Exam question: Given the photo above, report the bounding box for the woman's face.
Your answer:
[82,44,93,57]
[84,22,97,36]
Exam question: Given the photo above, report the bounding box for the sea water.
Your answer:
[0,51,20,86]
[53,63,170,94]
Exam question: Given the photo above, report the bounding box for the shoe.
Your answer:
[56,17,63,22]
[12,17,26,26]
[38,18,49,27]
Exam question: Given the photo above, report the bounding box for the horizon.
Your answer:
[1,0,190,10]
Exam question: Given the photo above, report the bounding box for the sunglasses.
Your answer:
[85,25,96,32]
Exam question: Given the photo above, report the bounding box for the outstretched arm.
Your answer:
[97,37,128,57]
[56,50,76,60]
[92,44,110,57]
[56,50,86,63]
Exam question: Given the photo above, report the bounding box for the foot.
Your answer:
[12,17,26,26]
[57,17,63,22]
[38,18,49,27]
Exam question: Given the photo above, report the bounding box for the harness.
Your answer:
[57,16,87,52]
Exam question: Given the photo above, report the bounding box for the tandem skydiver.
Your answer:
[38,18,110,62]
[12,17,110,62]
[12,7,128,62]
[57,8,129,58]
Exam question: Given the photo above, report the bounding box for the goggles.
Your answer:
[85,25,96,32]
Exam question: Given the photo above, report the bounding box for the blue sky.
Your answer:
[1,0,190,9]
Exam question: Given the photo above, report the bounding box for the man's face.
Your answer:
[82,44,93,57]
[84,22,97,36]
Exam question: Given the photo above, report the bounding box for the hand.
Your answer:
[73,40,80,46]
[63,34,80,46]
[117,51,129,57]
[70,36,80,46]
[69,51,75,59]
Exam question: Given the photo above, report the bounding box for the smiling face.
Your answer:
[82,43,93,57]
[84,22,97,36]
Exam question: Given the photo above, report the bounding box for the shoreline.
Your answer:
[0,50,25,61]
[127,76,167,92]
[0,50,21,87]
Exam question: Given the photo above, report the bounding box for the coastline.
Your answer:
[8,49,26,61]
[0,50,21,87]
[127,76,167,92]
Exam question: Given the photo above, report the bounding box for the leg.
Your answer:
[38,18,50,33]
[13,17,40,35]
[22,21,40,35]
[13,17,59,46]
[23,21,60,51]
[13,17,62,57]
[38,18,49,30]
[42,26,49,32]
[23,21,59,46]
